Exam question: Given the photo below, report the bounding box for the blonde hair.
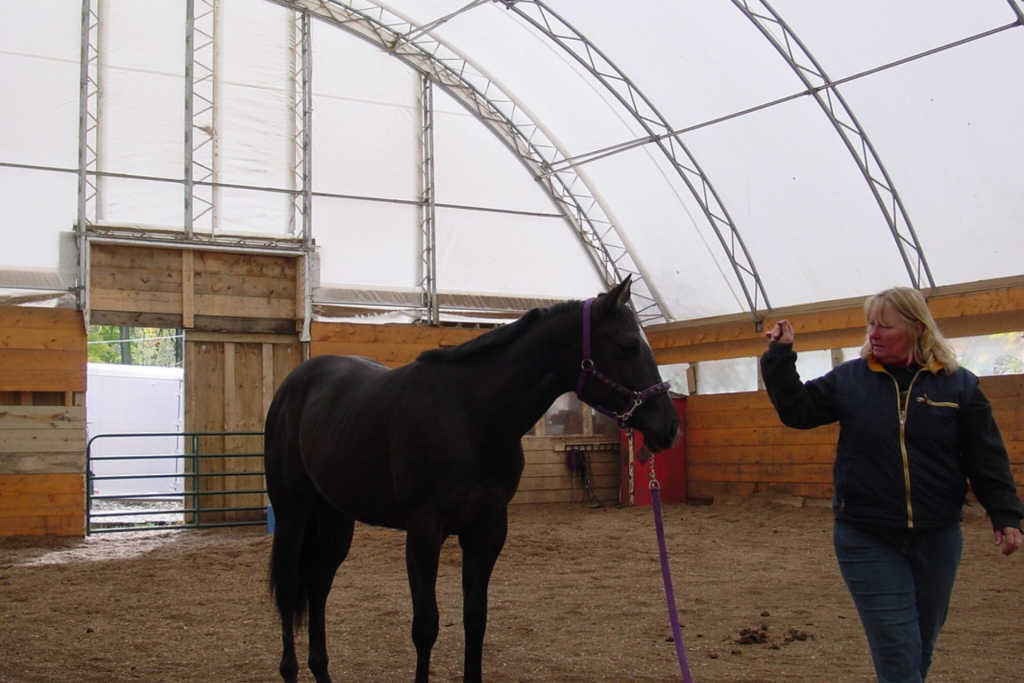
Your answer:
[859,286,959,372]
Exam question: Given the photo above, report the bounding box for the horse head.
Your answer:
[576,277,680,452]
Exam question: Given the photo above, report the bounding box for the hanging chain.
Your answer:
[649,451,660,491]
[627,428,635,507]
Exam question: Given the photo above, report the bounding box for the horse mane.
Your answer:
[417,299,580,363]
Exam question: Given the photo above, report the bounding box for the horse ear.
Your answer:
[598,275,632,312]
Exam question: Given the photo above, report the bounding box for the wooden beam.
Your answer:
[182,249,195,329]
[649,277,1024,364]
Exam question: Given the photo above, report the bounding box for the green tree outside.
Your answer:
[87,326,182,367]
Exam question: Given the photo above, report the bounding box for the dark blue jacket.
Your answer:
[761,343,1023,532]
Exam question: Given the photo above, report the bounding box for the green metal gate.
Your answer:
[86,431,266,534]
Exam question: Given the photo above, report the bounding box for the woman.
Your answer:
[760,286,1022,683]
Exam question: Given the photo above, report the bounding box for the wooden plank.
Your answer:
[512,485,619,506]
[0,307,85,333]
[0,356,87,393]
[522,460,619,479]
[193,272,297,301]
[686,425,838,447]
[89,288,182,314]
[688,480,834,502]
[194,293,295,319]
[312,321,482,346]
[193,250,296,278]
[0,406,84,429]
[647,278,1024,363]
[0,308,86,393]
[90,243,181,270]
[684,392,774,412]
[310,342,424,367]
[0,348,86,374]
[687,444,837,465]
[0,513,82,536]
[0,327,85,352]
[686,406,796,431]
[0,452,84,475]
[687,462,833,484]
[182,249,195,329]
[0,429,86,454]
[89,310,184,329]
[0,473,85,537]
[89,265,183,293]
[979,375,1023,400]
[92,288,298,320]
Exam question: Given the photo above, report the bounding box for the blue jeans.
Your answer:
[833,520,963,683]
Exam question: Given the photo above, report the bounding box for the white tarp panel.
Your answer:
[1,0,1022,321]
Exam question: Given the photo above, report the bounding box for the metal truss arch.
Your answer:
[270,0,662,323]
[502,0,772,327]
[733,0,936,291]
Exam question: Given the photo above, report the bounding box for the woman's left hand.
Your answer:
[995,527,1023,556]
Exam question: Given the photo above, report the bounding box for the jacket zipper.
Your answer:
[890,369,925,529]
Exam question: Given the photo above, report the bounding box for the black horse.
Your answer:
[265,277,679,683]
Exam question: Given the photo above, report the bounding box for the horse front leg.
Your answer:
[406,515,447,683]
[458,510,509,683]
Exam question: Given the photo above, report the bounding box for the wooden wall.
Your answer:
[649,277,1024,365]
[517,438,620,506]
[310,321,481,367]
[89,243,300,333]
[185,333,301,523]
[90,241,305,526]
[0,307,87,536]
[684,375,1024,504]
[3,248,1023,537]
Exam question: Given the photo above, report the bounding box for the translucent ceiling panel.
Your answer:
[839,32,1024,287]
[0,1,80,169]
[100,177,185,230]
[517,0,803,129]
[313,196,420,289]
[218,186,293,238]
[432,88,601,299]
[0,168,77,270]
[774,0,1013,79]
[100,0,185,227]
[435,208,602,299]
[311,20,419,202]
[579,146,745,321]
[681,97,910,312]
[432,95,557,215]
[428,3,649,157]
[218,0,294,234]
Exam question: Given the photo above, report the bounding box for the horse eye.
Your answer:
[619,340,641,356]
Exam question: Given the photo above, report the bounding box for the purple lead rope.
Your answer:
[651,476,695,683]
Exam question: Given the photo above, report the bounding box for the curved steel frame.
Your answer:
[504,0,771,326]
[76,0,1024,323]
[732,0,935,291]
[272,0,662,322]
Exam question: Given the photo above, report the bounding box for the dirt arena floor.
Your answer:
[1,496,1021,683]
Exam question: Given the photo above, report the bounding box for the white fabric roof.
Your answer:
[2,0,1023,324]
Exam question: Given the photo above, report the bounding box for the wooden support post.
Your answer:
[182,249,195,329]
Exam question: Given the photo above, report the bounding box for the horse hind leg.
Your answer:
[269,499,315,683]
[301,499,355,683]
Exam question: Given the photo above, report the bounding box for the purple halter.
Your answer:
[574,297,671,428]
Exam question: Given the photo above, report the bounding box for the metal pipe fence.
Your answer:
[86,431,266,534]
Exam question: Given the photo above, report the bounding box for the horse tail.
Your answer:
[265,362,318,629]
